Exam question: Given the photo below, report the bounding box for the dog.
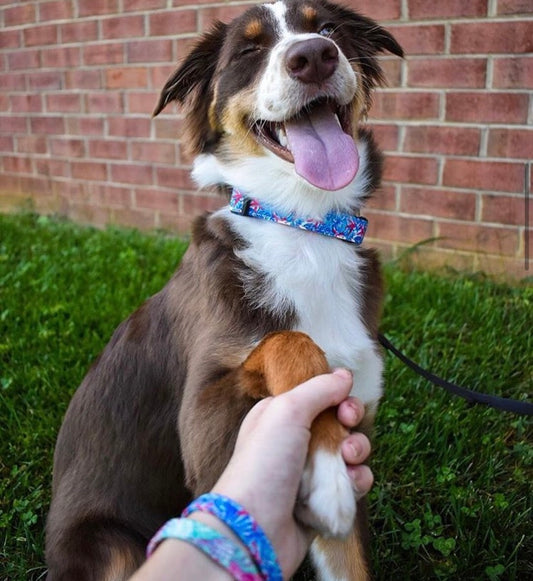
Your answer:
[45,1,402,579]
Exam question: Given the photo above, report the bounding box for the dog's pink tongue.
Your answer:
[285,103,359,191]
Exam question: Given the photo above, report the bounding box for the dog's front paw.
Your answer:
[295,449,356,538]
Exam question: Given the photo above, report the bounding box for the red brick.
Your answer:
[4,4,36,27]
[386,24,445,55]
[366,184,397,211]
[3,155,33,174]
[39,1,74,22]
[404,125,481,156]
[492,57,533,89]
[123,0,167,10]
[131,140,176,164]
[111,207,157,230]
[35,158,69,177]
[150,65,179,92]
[367,123,400,152]
[0,116,28,134]
[65,70,102,90]
[379,59,402,88]
[16,136,47,155]
[111,163,154,185]
[66,117,105,136]
[370,91,440,121]
[84,43,124,65]
[127,39,173,63]
[400,186,476,221]
[437,222,519,256]
[408,57,486,88]
[72,161,108,181]
[0,136,14,152]
[366,211,435,244]
[149,10,197,36]
[89,139,128,160]
[476,255,527,280]
[0,72,27,91]
[443,159,524,193]
[87,183,132,207]
[50,137,86,158]
[407,0,487,19]
[101,15,145,39]
[135,189,179,212]
[153,116,183,140]
[108,117,151,137]
[482,194,527,226]
[127,91,160,114]
[28,71,63,90]
[46,93,82,113]
[86,92,124,114]
[156,166,195,190]
[383,154,439,185]
[78,0,119,17]
[200,5,251,30]
[70,203,113,227]
[11,94,42,113]
[1,29,22,49]
[42,46,81,68]
[30,116,65,134]
[60,20,98,43]
[7,50,40,70]
[341,0,402,20]
[451,21,533,54]
[445,92,529,124]
[105,67,148,89]
[497,0,533,15]
[0,94,8,111]
[487,129,533,160]
[24,24,58,46]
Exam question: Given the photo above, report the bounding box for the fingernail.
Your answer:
[333,368,352,380]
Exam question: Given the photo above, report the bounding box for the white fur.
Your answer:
[297,448,356,537]
[193,136,371,218]
[260,4,356,121]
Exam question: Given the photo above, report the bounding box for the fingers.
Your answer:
[341,433,373,497]
[278,369,353,426]
[348,465,374,496]
[336,396,364,428]
[341,433,371,465]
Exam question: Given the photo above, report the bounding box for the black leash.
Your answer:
[378,333,533,416]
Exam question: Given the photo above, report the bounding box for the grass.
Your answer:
[1,212,531,580]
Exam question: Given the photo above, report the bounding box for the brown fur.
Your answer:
[46,2,402,579]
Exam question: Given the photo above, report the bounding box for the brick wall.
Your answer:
[1,0,531,278]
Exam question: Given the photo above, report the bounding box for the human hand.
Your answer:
[212,369,373,579]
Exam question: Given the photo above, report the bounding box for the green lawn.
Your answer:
[1,213,531,580]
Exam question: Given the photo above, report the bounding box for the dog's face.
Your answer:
[154,0,402,208]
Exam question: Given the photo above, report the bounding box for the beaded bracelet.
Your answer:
[182,493,283,581]
[146,517,262,581]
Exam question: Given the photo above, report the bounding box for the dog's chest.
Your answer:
[221,210,381,402]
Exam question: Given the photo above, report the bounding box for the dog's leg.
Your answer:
[239,331,357,535]
[45,517,145,581]
[310,497,371,581]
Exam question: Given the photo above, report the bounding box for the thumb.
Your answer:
[279,369,353,426]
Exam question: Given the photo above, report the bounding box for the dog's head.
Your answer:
[154,0,403,211]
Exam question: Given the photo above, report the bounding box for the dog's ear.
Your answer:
[363,20,403,59]
[153,21,227,117]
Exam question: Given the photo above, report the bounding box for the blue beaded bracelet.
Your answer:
[146,517,262,580]
[182,493,283,581]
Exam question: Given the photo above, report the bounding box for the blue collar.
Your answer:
[229,189,368,245]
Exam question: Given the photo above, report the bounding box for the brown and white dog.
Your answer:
[45,1,402,579]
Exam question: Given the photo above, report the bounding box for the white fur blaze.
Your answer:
[296,448,356,538]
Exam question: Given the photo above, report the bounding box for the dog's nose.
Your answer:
[285,38,339,84]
